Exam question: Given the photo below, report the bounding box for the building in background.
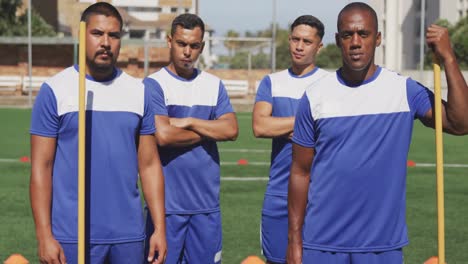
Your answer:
[368,0,468,70]
[31,0,197,38]
[27,0,215,69]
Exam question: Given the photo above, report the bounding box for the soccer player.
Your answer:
[29,2,166,264]
[287,2,468,264]
[252,15,328,264]
[143,13,238,263]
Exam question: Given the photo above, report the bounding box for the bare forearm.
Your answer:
[253,116,295,138]
[426,24,468,135]
[444,56,468,134]
[288,171,310,239]
[188,117,238,141]
[30,135,56,241]
[30,168,53,240]
[288,144,313,245]
[140,165,166,234]
[156,126,202,147]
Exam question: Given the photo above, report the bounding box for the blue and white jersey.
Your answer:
[144,67,234,214]
[293,67,433,252]
[255,68,328,196]
[30,65,155,244]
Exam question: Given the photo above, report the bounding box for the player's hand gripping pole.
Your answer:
[433,56,445,264]
[78,21,87,264]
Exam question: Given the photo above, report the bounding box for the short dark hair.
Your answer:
[171,13,205,38]
[80,2,123,31]
[337,2,378,32]
[291,15,325,40]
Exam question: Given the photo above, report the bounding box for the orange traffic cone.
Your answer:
[241,255,265,264]
[424,256,446,264]
[3,254,29,264]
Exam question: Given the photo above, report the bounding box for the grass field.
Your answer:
[0,109,467,263]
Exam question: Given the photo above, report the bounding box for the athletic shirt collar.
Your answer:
[73,64,120,82]
[287,67,319,79]
[336,66,382,87]
[163,67,200,82]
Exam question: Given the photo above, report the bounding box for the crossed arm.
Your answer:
[421,24,468,135]
[155,112,238,147]
[252,101,295,139]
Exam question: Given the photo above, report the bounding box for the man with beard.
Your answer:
[252,15,328,264]
[30,2,166,263]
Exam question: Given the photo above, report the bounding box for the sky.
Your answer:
[199,0,366,44]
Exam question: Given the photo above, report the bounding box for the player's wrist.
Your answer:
[35,225,53,237]
[288,229,302,242]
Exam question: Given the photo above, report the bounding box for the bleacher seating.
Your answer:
[0,75,22,95]
[255,80,261,92]
[223,79,249,97]
[22,76,49,94]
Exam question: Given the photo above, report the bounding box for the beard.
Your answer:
[87,51,116,74]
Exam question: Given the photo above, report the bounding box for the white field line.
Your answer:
[0,158,19,162]
[1,157,468,168]
[221,161,270,166]
[415,163,468,168]
[219,148,270,153]
[221,161,468,168]
[221,177,268,181]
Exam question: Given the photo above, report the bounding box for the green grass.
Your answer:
[1,110,468,263]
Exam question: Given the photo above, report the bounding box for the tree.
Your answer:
[224,51,269,69]
[424,17,468,69]
[224,30,240,56]
[273,27,291,70]
[450,16,468,69]
[316,44,342,69]
[0,0,55,36]
[0,0,23,35]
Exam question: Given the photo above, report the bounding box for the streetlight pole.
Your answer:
[28,0,32,107]
[419,0,426,75]
[271,0,277,73]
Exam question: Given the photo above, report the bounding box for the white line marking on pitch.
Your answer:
[219,148,270,153]
[221,161,270,166]
[0,158,19,162]
[414,163,468,168]
[1,157,468,169]
[221,177,268,181]
[221,161,468,168]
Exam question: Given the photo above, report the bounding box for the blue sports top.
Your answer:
[293,67,433,252]
[30,65,155,244]
[255,68,328,196]
[144,67,234,214]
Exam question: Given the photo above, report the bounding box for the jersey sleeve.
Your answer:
[406,78,434,119]
[140,84,156,135]
[30,83,59,137]
[215,81,234,119]
[254,76,272,104]
[292,93,316,148]
[144,77,168,116]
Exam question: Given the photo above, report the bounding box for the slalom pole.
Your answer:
[78,21,87,264]
[433,56,445,264]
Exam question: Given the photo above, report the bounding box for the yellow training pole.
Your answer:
[433,56,445,264]
[78,21,87,264]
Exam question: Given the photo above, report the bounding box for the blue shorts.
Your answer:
[61,241,144,264]
[302,248,403,264]
[145,211,222,264]
[261,194,288,264]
